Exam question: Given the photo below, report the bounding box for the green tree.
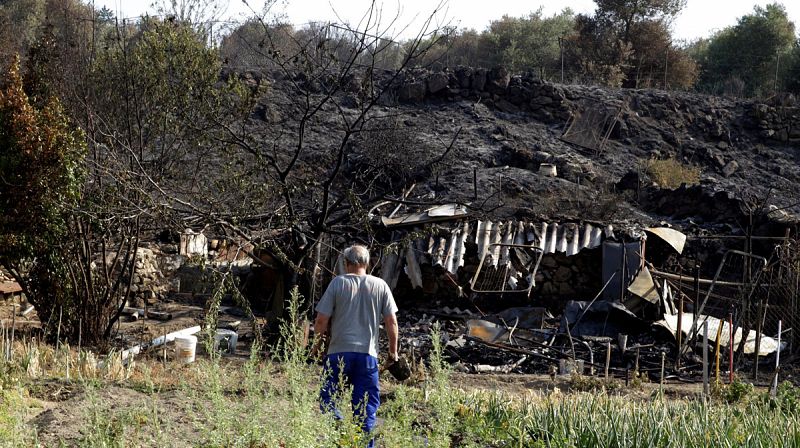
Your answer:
[566,0,695,88]
[565,13,631,86]
[0,0,46,70]
[17,16,245,343]
[593,0,686,41]
[480,8,575,77]
[696,3,796,96]
[785,41,800,94]
[0,58,86,340]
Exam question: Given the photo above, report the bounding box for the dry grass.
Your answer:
[643,158,701,189]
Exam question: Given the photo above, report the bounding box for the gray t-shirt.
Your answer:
[316,274,398,358]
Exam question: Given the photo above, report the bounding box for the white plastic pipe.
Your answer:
[121,325,201,364]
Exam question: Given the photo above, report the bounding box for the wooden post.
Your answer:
[620,244,627,302]
[715,319,723,383]
[10,305,16,361]
[163,328,168,366]
[703,321,709,397]
[635,348,640,374]
[676,270,684,369]
[605,342,611,379]
[729,312,735,384]
[1,319,6,361]
[56,306,63,350]
[473,168,478,200]
[694,264,700,312]
[660,351,666,389]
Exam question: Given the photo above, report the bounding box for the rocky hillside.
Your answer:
[248,64,800,233]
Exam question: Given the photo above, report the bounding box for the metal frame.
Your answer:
[560,102,622,154]
[469,243,544,296]
[678,250,768,357]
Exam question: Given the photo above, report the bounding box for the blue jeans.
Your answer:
[320,352,380,447]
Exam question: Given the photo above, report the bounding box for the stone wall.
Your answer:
[128,246,183,307]
[390,65,800,148]
[393,66,571,124]
[748,103,800,144]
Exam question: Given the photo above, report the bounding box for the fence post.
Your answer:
[703,321,709,397]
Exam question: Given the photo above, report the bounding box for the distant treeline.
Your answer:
[1,0,798,98]
[219,1,800,97]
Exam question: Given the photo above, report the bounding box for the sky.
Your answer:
[101,0,800,42]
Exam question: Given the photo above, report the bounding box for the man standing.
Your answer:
[315,244,399,447]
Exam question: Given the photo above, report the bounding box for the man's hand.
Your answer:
[383,312,399,363]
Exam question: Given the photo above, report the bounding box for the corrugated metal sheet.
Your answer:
[413,220,623,266]
[375,219,639,291]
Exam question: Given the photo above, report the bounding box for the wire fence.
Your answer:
[761,240,800,355]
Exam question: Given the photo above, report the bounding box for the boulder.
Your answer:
[722,160,739,177]
[531,95,554,106]
[486,66,510,93]
[495,99,520,114]
[472,68,487,91]
[455,66,473,89]
[398,82,426,103]
[426,72,449,94]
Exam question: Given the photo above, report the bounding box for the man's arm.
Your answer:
[313,312,331,357]
[383,313,399,362]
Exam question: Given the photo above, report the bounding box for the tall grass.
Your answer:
[2,307,800,447]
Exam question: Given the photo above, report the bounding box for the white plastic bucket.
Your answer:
[213,329,238,355]
[175,335,197,363]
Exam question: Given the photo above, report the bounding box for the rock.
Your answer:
[531,95,554,106]
[495,99,520,114]
[561,162,584,181]
[472,68,487,91]
[716,141,729,150]
[616,171,640,191]
[507,85,531,105]
[558,283,576,297]
[532,151,552,162]
[455,66,472,89]
[398,82,426,103]
[340,95,359,108]
[554,266,572,282]
[343,74,362,93]
[486,66,510,93]
[541,256,558,268]
[713,154,726,168]
[722,160,739,177]
[426,73,449,94]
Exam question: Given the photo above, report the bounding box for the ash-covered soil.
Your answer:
[243,65,800,229]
